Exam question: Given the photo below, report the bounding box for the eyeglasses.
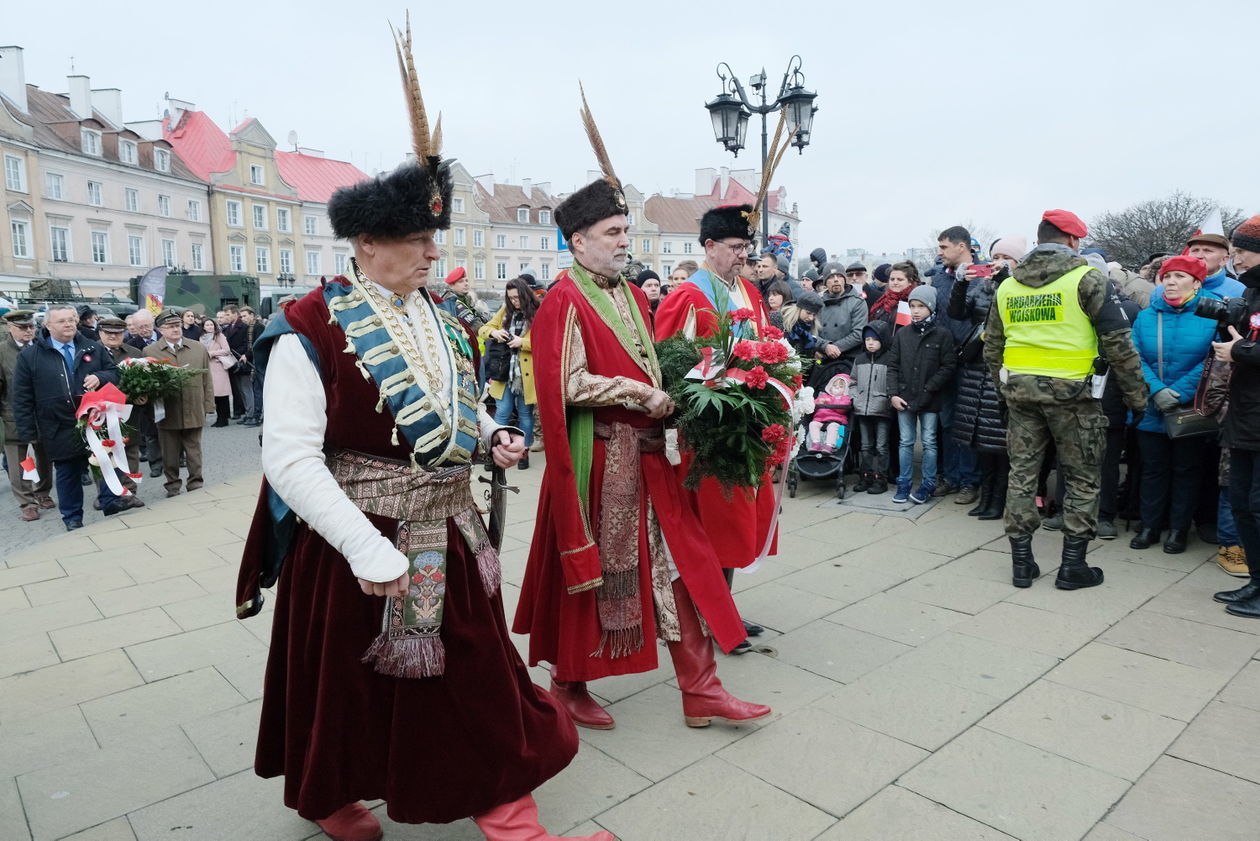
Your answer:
[715,239,752,256]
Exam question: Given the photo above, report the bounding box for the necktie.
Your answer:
[61,343,75,373]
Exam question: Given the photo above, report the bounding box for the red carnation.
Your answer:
[763,325,784,340]
[761,423,787,444]
[102,439,117,448]
[745,366,769,389]
[766,450,786,467]
[732,340,758,361]
[758,342,788,364]
[791,374,804,389]
[731,307,755,322]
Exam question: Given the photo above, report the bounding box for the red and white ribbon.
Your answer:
[75,383,142,497]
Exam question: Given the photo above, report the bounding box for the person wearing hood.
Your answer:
[809,247,828,276]
[775,290,838,382]
[851,321,894,494]
[948,236,1026,520]
[1211,214,1260,618]
[984,210,1147,591]
[816,262,868,369]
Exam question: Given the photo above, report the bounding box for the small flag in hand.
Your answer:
[895,301,912,327]
[21,446,39,483]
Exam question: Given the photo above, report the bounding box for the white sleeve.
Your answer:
[260,334,409,583]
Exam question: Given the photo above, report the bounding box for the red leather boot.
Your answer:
[474,794,616,840]
[315,802,382,841]
[549,666,615,730]
[667,580,772,727]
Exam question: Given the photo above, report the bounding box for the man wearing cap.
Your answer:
[98,317,147,500]
[846,262,869,295]
[985,209,1147,590]
[1186,232,1246,300]
[816,261,868,368]
[12,305,126,529]
[144,310,213,497]
[0,310,54,520]
[77,305,99,341]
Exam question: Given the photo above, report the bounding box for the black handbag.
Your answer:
[483,339,511,382]
[956,321,985,364]
[1157,312,1219,439]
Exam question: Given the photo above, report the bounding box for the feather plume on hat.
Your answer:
[554,83,629,240]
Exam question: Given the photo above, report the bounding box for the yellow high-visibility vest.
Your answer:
[996,264,1096,379]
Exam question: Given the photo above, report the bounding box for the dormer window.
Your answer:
[539,210,551,225]
[81,128,102,157]
[119,140,138,165]
[250,165,265,186]
[517,208,529,224]
[154,148,170,172]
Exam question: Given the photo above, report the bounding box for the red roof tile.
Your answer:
[163,110,234,181]
[274,151,369,204]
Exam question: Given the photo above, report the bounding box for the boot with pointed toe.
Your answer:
[667,580,770,728]
[967,479,993,516]
[1225,596,1260,619]
[548,667,614,730]
[978,471,1008,520]
[1214,580,1260,605]
[474,794,616,840]
[315,803,382,841]
[1055,535,1104,590]
[1010,535,1040,588]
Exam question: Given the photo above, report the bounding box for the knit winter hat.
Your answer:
[908,285,937,313]
[990,235,1028,261]
[1232,215,1260,253]
[873,263,892,284]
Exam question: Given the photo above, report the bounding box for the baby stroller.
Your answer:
[787,372,854,499]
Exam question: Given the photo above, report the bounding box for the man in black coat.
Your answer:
[13,305,129,529]
[219,305,249,418]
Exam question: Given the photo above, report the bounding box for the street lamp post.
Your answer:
[704,55,818,247]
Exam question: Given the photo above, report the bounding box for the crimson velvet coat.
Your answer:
[513,270,745,682]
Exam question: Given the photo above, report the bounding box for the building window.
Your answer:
[158,195,171,217]
[279,248,293,274]
[256,246,271,274]
[250,165,265,186]
[683,242,694,254]
[434,229,446,245]
[90,230,109,264]
[124,188,139,212]
[4,155,26,192]
[187,199,201,221]
[191,242,204,270]
[87,181,103,206]
[304,215,318,236]
[627,212,635,225]
[50,225,70,262]
[452,197,464,214]
[473,229,484,248]
[517,208,529,224]
[495,234,507,249]
[641,238,651,253]
[45,172,64,199]
[474,259,485,281]
[229,244,245,273]
[276,207,291,232]
[496,262,507,280]
[154,148,171,172]
[252,204,267,229]
[540,236,549,251]
[662,241,672,254]
[10,220,30,258]
[454,227,466,246]
[435,258,447,277]
[119,140,138,165]
[541,262,551,280]
[334,252,348,274]
[162,238,177,267]
[226,200,242,227]
[306,250,321,275]
[539,210,551,225]
[519,236,529,249]
[662,263,673,276]
[127,235,144,267]
[81,129,102,156]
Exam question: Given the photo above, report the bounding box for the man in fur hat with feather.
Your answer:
[234,22,611,841]
[513,90,771,733]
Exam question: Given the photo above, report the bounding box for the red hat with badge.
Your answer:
[1041,209,1088,238]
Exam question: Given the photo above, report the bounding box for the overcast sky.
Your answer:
[8,0,1258,256]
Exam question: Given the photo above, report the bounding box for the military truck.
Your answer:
[129,271,260,315]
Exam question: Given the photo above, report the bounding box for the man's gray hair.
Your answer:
[131,309,154,323]
[45,304,77,318]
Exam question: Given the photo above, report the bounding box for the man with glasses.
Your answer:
[0,310,54,520]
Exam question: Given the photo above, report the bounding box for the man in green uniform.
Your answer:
[985,209,1147,590]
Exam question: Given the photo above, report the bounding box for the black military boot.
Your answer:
[978,470,1008,521]
[1010,535,1039,588]
[853,471,873,493]
[1055,535,1104,590]
[967,475,993,516]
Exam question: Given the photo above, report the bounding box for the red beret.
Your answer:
[444,266,466,285]
[1041,209,1088,238]
[1157,255,1207,282]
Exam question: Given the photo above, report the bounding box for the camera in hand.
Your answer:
[1195,296,1251,338]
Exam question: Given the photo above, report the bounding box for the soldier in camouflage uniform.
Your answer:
[984,210,1147,590]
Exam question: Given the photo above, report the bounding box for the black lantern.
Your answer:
[778,83,817,154]
[705,92,749,156]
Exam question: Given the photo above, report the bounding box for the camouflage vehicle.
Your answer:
[130,271,260,316]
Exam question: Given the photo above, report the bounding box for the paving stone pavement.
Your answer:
[2,456,1259,840]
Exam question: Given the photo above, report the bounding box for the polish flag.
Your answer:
[21,445,39,482]
[1182,208,1225,255]
[895,301,912,327]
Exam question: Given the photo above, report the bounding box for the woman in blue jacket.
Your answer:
[1130,256,1219,554]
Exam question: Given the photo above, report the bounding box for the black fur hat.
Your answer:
[327,161,453,240]
[698,204,756,246]
[555,179,627,241]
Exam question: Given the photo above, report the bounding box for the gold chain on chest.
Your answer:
[357,275,450,403]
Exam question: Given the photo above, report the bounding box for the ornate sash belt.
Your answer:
[327,449,500,678]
